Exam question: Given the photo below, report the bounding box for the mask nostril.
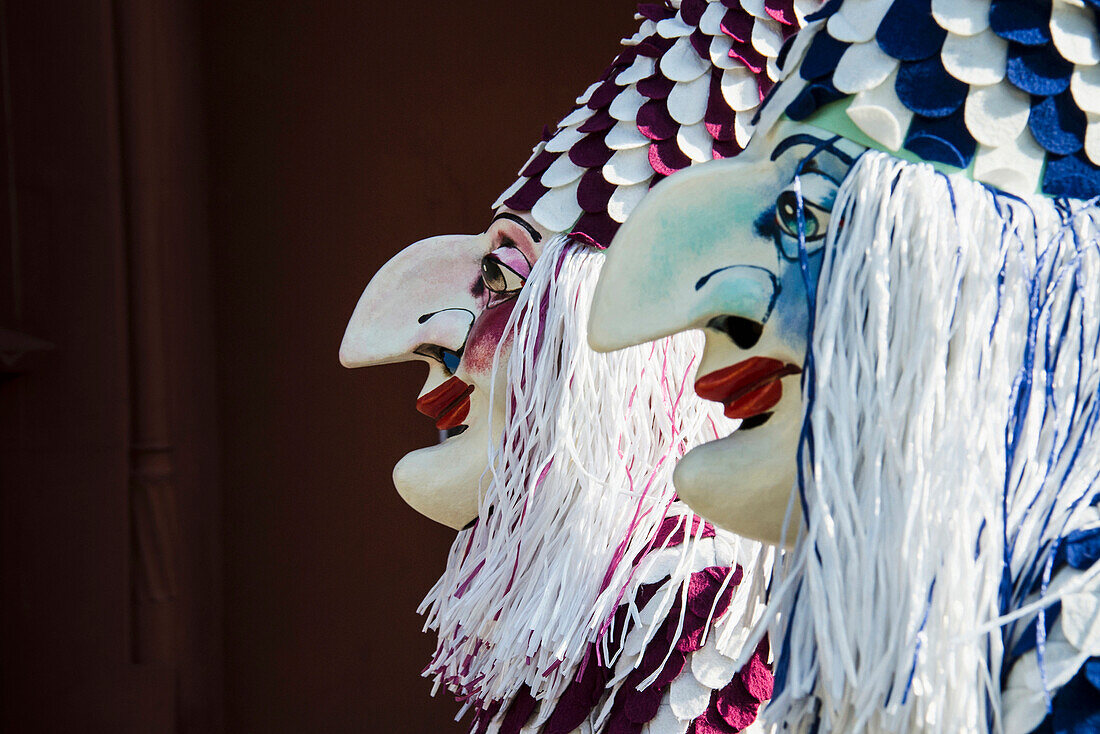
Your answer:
[413,344,465,375]
[706,315,764,350]
[441,349,461,373]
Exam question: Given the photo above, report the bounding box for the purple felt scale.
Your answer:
[579,108,617,134]
[520,149,558,178]
[504,175,549,212]
[705,69,738,139]
[687,567,740,619]
[569,213,618,249]
[569,132,615,167]
[681,0,708,26]
[653,515,716,547]
[652,650,689,691]
[498,689,538,734]
[728,36,769,74]
[712,138,744,158]
[690,28,713,58]
[638,34,678,59]
[638,3,674,22]
[767,0,799,26]
[705,113,737,142]
[721,9,755,42]
[577,169,617,213]
[589,79,625,110]
[638,98,680,140]
[622,678,665,723]
[541,646,607,734]
[738,645,774,702]
[650,138,694,174]
[639,72,678,100]
[613,47,640,71]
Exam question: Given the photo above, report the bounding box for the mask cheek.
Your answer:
[768,263,815,352]
[462,299,520,375]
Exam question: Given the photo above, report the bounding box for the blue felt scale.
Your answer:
[781,0,1100,200]
[906,109,977,168]
[1029,92,1087,155]
[1004,513,1100,734]
[991,0,1052,46]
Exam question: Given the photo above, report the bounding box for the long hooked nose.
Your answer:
[340,234,484,368]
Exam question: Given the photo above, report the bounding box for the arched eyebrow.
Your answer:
[490,212,542,243]
[770,133,856,167]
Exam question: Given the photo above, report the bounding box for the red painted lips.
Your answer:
[416,376,475,430]
[694,357,801,421]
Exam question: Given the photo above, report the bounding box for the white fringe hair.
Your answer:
[419,236,765,716]
[758,151,1100,733]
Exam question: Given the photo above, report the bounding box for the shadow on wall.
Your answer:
[1,1,639,731]
[205,1,641,728]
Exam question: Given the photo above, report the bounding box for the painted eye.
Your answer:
[480,255,526,294]
[775,190,822,240]
[774,171,837,244]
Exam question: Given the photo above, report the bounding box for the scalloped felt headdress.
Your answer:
[776,0,1100,199]
[492,0,822,247]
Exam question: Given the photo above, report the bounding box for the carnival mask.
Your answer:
[339,211,549,529]
[591,2,1100,731]
[588,116,863,545]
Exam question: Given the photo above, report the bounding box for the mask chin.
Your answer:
[392,418,489,529]
[672,384,804,547]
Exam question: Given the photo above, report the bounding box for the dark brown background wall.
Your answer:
[1,1,634,732]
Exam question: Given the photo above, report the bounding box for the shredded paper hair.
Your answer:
[760,151,1100,732]
[420,237,771,731]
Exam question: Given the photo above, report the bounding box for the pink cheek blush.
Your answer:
[463,299,519,374]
